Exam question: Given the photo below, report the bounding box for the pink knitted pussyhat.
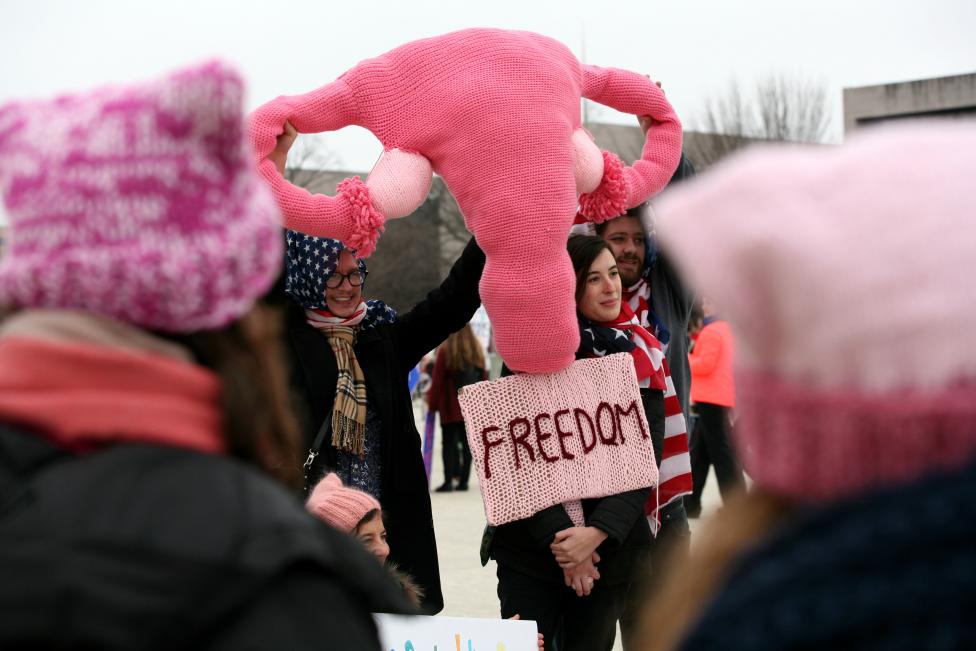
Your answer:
[305,473,381,533]
[654,123,976,504]
[0,61,282,332]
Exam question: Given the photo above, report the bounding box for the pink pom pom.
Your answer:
[578,150,628,223]
[337,176,386,258]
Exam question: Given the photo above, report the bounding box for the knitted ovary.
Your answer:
[248,28,683,373]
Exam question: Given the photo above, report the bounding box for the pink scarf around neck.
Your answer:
[0,336,224,455]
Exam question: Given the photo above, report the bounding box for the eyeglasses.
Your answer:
[325,269,367,288]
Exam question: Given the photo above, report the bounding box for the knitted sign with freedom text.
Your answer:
[458,354,658,526]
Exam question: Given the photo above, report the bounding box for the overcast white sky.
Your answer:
[2,0,974,177]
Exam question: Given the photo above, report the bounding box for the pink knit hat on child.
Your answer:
[655,123,976,503]
[306,473,381,533]
[0,61,282,332]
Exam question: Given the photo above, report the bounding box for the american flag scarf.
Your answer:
[622,278,671,351]
[647,356,693,530]
[620,266,693,530]
[578,303,667,390]
[288,231,398,457]
[578,303,692,534]
[624,278,693,530]
[306,304,370,457]
[564,305,666,529]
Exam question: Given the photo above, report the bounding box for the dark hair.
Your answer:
[594,204,644,237]
[167,304,302,490]
[567,235,614,304]
[354,508,382,533]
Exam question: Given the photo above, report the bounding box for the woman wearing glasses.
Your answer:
[268,124,485,614]
[272,125,485,616]
[282,228,484,616]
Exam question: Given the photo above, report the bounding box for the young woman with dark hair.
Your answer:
[486,235,667,651]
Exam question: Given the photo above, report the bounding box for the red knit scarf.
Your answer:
[610,292,692,530]
[648,356,694,523]
[584,302,667,391]
[0,337,224,454]
[605,305,692,531]
[622,278,652,330]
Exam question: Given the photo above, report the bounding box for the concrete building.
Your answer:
[843,72,976,136]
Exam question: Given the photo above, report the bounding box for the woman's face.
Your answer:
[355,511,390,565]
[324,250,363,318]
[578,248,622,322]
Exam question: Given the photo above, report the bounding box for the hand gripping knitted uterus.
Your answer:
[249,28,683,373]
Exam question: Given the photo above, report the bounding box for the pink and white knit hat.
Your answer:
[0,61,282,332]
[305,473,381,533]
[655,123,976,503]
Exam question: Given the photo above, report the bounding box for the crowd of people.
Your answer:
[0,54,974,651]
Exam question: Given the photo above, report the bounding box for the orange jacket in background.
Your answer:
[689,318,735,407]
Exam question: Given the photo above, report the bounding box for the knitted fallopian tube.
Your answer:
[248,29,683,373]
[249,82,388,258]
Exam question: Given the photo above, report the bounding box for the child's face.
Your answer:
[356,511,390,565]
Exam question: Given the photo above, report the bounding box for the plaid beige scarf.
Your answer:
[307,305,369,457]
[322,326,367,456]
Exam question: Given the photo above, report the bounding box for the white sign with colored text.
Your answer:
[375,614,538,651]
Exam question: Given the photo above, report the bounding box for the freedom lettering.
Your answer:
[458,354,659,526]
[479,400,648,479]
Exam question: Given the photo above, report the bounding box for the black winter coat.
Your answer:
[286,237,486,615]
[0,424,411,650]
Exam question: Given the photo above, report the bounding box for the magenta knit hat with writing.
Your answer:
[305,473,381,533]
[0,61,282,332]
[655,123,976,503]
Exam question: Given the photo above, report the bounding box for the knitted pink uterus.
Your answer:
[249,29,682,373]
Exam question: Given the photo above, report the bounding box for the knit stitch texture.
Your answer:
[284,230,397,326]
[0,61,282,332]
[679,459,976,651]
[457,353,658,526]
[249,28,683,373]
[306,472,381,533]
[655,123,976,503]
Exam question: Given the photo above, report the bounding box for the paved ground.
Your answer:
[418,401,723,650]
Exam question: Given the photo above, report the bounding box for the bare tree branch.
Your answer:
[284,133,342,190]
[690,72,833,168]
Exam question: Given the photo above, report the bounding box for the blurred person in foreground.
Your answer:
[0,62,409,649]
[639,123,976,651]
